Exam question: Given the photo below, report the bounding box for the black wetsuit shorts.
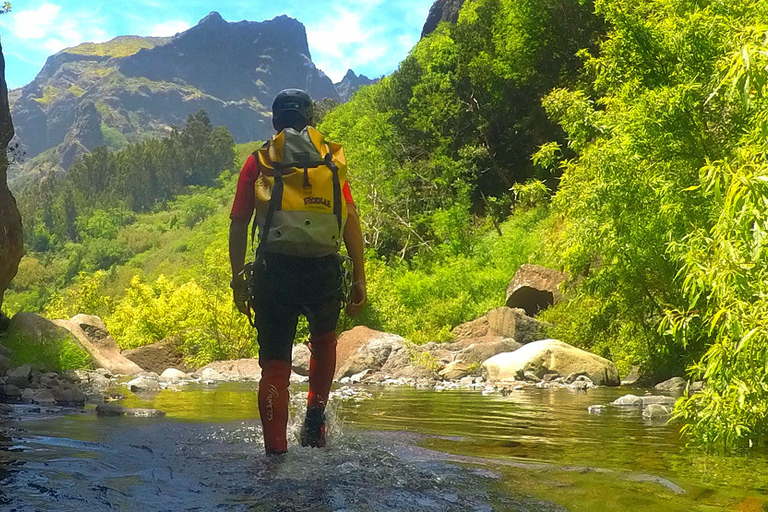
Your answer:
[250,251,343,363]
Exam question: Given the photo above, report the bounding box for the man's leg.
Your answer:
[258,358,291,455]
[252,255,299,455]
[307,330,337,410]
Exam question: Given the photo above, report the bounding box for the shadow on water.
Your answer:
[1,383,767,511]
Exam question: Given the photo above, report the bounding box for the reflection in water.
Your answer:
[0,384,766,511]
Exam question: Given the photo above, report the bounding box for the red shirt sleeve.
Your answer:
[343,181,354,205]
[230,154,260,221]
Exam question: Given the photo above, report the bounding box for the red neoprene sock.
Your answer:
[258,359,291,455]
[307,331,337,410]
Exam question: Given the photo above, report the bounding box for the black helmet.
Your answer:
[272,89,313,122]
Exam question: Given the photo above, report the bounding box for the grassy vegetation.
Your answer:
[65,36,170,58]
[1,330,93,372]
[68,84,86,97]
[33,85,62,105]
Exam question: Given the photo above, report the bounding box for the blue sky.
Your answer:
[0,0,435,89]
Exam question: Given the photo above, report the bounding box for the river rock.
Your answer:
[22,387,56,406]
[481,339,620,386]
[54,316,143,375]
[642,403,673,419]
[454,337,522,365]
[0,353,10,375]
[96,404,166,417]
[123,336,190,374]
[349,369,372,384]
[335,330,405,379]
[5,364,34,388]
[610,394,644,407]
[75,369,113,392]
[640,395,676,407]
[0,383,21,400]
[51,384,86,405]
[690,381,706,393]
[451,307,547,344]
[336,326,390,373]
[567,375,595,390]
[198,359,261,381]
[292,343,311,376]
[159,368,188,383]
[439,361,473,381]
[654,377,686,396]
[126,375,160,392]
[505,264,567,316]
[199,367,226,382]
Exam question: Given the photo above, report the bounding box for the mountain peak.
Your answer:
[198,11,226,27]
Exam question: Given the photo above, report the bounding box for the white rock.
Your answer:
[350,369,372,384]
[610,394,643,406]
[200,368,226,382]
[126,376,160,392]
[160,368,189,383]
[481,339,620,386]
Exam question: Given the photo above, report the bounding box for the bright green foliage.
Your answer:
[666,22,768,450]
[319,0,600,258]
[45,271,113,320]
[1,330,92,372]
[357,207,554,344]
[107,271,253,368]
[15,110,234,276]
[542,0,768,449]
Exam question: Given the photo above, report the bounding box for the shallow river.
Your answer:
[1,383,767,511]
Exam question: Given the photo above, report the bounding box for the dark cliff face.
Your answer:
[0,40,22,315]
[334,69,377,103]
[119,13,339,104]
[9,12,343,183]
[421,0,468,38]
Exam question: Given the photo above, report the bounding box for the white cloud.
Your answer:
[303,0,432,82]
[7,2,109,53]
[306,10,389,81]
[148,20,191,37]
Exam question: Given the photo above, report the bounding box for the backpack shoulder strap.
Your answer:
[251,141,271,253]
[325,142,343,236]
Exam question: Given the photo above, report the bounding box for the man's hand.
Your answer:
[346,281,366,318]
[231,275,250,315]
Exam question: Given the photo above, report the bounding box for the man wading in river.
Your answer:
[228,89,366,455]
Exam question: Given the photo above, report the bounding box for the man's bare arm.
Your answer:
[229,218,249,278]
[343,203,366,317]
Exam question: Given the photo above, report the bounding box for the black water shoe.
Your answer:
[300,406,326,448]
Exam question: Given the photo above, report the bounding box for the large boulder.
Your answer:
[54,316,143,375]
[0,41,22,318]
[6,313,76,346]
[454,337,522,365]
[292,343,311,376]
[335,329,406,379]
[452,307,546,344]
[197,359,261,381]
[505,264,567,316]
[123,336,190,374]
[481,339,620,386]
[336,326,396,374]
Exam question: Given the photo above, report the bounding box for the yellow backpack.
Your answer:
[252,126,349,257]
